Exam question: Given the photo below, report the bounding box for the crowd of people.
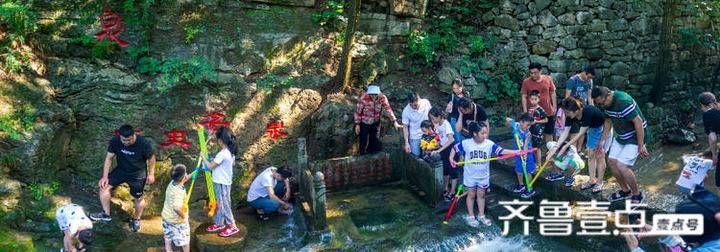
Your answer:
[350,63,657,226]
[57,125,294,252]
[53,62,720,251]
[351,63,720,250]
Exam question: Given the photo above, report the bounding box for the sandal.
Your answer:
[219,226,240,237]
[581,182,596,190]
[477,215,492,226]
[592,183,604,193]
[465,215,479,227]
[206,224,226,232]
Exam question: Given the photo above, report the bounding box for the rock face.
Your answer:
[0,178,23,213]
[309,94,357,160]
[251,0,315,7]
[0,76,74,182]
[390,0,429,17]
[437,67,461,85]
[666,128,697,145]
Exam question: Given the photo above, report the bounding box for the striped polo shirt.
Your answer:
[602,91,652,145]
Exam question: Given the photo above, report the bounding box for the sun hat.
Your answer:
[367,85,381,95]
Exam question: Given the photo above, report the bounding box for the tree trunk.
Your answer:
[650,0,676,103]
[332,0,361,93]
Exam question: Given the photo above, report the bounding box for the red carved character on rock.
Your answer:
[95,8,130,48]
[265,120,288,140]
[160,129,191,149]
[199,112,230,132]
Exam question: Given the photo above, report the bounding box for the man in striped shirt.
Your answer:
[592,86,652,204]
[354,85,403,155]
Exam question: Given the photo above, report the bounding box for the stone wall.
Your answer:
[474,0,663,101]
[422,0,718,104]
[656,1,719,104]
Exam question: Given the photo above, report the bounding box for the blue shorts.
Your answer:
[678,186,692,195]
[514,154,536,174]
[409,138,421,157]
[450,117,462,143]
[586,127,612,151]
[248,182,286,213]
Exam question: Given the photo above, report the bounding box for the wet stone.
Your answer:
[350,207,397,231]
[194,223,247,252]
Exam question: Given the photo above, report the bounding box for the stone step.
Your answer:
[491,154,679,214]
[193,223,247,252]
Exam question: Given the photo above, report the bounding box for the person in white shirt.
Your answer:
[202,127,240,237]
[402,92,432,157]
[449,122,521,227]
[56,203,94,252]
[676,151,715,194]
[429,107,456,201]
[247,166,293,220]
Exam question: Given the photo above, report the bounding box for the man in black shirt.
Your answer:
[455,97,489,139]
[547,97,609,192]
[699,92,720,186]
[89,124,156,232]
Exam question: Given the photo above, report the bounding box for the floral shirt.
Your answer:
[354,93,397,125]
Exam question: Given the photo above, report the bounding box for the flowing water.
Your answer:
[298,186,614,252]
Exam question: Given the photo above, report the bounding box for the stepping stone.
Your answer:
[194,223,247,252]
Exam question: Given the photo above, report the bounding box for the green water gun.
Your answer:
[183,157,202,214]
[443,184,464,224]
[198,125,217,217]
[513,128,531,192]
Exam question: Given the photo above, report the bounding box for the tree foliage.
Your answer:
[0,1,37,73]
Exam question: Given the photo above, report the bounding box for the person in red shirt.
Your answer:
[522,62,557,142]
[354,85,403,155]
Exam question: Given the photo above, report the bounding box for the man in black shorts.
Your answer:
[89,124,156,232]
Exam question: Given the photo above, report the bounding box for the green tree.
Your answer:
[331,0,360,93]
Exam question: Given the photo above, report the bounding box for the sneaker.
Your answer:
[512,185,526,193]
[279,205,294,215]
[206,224,226,232]
[631,192,644,204]
[580,182,595,190]
[256,213,269,221]
[592,183,604,193]
[444,193,454,202]
[520,189,536,199]
[130,218,140,233]
[219,226,240,237]
[608,190,631,202]
[477,215,492,226]
[564,176,575,187]
[89,212,112,222]
[465,215,479,228]
[546,173,565,182]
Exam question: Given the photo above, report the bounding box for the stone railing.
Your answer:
[388,149,443,207]
[296,138,327,231]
